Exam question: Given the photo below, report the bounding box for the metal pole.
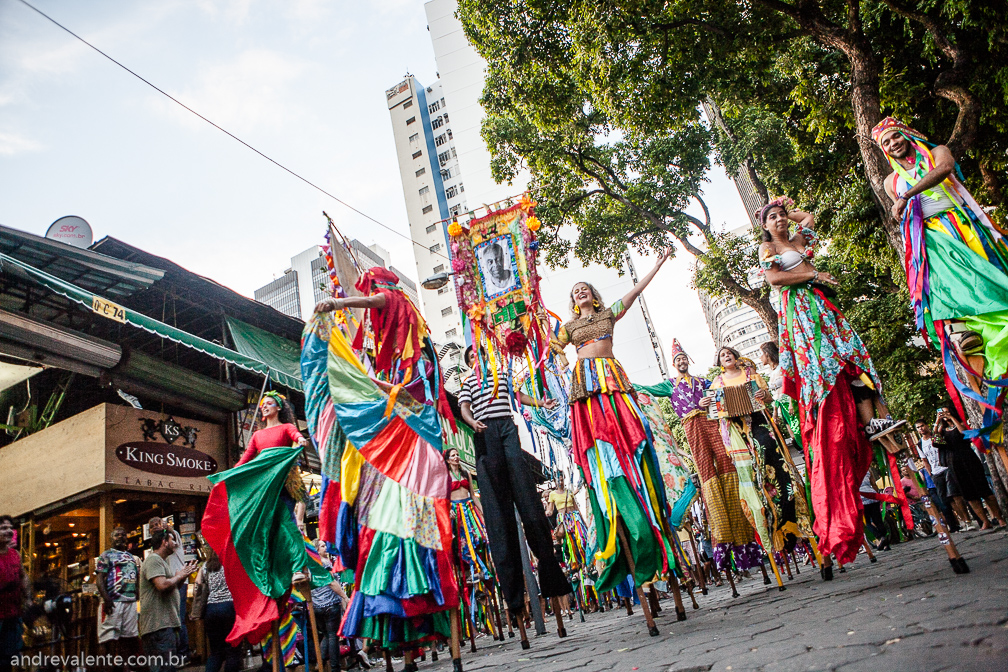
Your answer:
[515,507,546,635]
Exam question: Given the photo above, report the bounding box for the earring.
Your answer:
[593,300,600,310]
[573,305,581,315]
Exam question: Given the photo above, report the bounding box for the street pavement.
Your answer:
[426,528,1007,672]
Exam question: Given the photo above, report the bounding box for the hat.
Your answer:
[670,339,691,363]
[871,117,927,149]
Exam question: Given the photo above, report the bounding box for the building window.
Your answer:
[443,112,449,122]
[446,328,457,338]
[412,150,422,159]
[422,205,433,214]
[431,116,443,130]
[429,243,442,254]
[438,285,451,295]
[433,264,444,273]
[403,99,413,109]
[451,147,457,158]
[438,150,452,167]
[426,223,437,234]
[419,185,429,196]
[434,134,447,147]
[441,306,453,317]
[446,128,453,140]
[406,116,416,125]
[429,99,441,114]
[440,168,452,180]
[408,132,419,145]
[459,183,464,193]
[415,167,426,177]
[445,185,458,199]
[449,205,461,217]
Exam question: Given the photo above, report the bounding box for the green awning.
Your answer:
[0,251,302,392]
[225,316,302,391]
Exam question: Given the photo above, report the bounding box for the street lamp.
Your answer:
[421,271,454,290]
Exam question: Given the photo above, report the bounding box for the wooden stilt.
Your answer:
[431,644,438,662]
[271,620,282,672]
[684,523,708,595]
[489,585,504,640]
[764,553,786,591]
[667,577,686,621]
[862,537,877,563]
[920,494,969,573]
[646,584,661,617]
[502,604,515,639]
[725,563,740,598]
[296,580,326,672]
[782,552,793,580]
[512,609,530,650]
[615,520,659,636]
[623,596,634,615]
[550,596,567,638]
[383,650,393,672]
[808,537,824,567]
[449,607,464,672]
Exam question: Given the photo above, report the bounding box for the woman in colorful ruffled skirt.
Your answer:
[551,253,675,597]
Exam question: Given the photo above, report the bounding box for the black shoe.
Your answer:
[820,565,833,581]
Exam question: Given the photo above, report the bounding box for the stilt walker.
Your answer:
[306,261,462,670]
[551,252,678,637]
[636,341,762,598]
[450,200,573,645]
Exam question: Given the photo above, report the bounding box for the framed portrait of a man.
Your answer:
[475,234,521,300]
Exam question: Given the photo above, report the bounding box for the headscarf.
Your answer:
[871,116,928,150]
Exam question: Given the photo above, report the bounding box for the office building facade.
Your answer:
[386,75,467,346]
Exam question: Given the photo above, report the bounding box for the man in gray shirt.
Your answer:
[139,528,196,672]
[148,517,190,659]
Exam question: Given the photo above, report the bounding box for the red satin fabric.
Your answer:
[570,392,648,488]
[800,369,872,565]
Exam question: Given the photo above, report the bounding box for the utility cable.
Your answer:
[15,0,451,261]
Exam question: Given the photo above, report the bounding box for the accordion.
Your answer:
[706,380,766,420]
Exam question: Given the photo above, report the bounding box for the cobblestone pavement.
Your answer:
[423,528,1007,672]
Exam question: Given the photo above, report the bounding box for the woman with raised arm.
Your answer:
[551,252,675,600]
[758,197,897,568]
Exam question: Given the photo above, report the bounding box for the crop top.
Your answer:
[451,478,470,492]
[759,226,818,271]
[555,300,626,350]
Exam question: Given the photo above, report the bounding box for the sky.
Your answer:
[0,0,752,373]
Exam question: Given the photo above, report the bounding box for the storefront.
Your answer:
[0,402,229,658]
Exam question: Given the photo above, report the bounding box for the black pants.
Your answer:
[475,417,572,611]
[863,501,888,545]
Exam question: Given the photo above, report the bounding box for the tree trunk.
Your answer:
[979,160,1004,210]
[846,45,903,255]
[740,292,780,344]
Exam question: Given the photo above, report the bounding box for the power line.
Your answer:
[15,0,450,261]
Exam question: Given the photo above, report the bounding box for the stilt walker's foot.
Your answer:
[648,625,661,637]
[732,590,740,598]
[701,586,708,595]
[453,659,464,672]
[820,565,833,581]
[950,557,970,574]
[778,585,786,592]
[763,575,771,585]
[676,609,687,622]
[869,556,877,564]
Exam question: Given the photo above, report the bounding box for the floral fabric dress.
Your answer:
[760,227,882,565]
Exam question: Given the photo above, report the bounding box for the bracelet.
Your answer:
[812,269,819,283]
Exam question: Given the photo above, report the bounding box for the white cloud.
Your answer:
[0,130,42,156]
[148,49,310,135]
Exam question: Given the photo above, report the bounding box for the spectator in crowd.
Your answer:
[148,516,190,660]
[96,526,141,664]
[934,409,1007,529]
[139,528,197,672]
[859,473,891,551]
[914,419,961,532]
[0,515,30,672]
[311,540,364,670]
[899,463,925,503]
[195,547,241,672]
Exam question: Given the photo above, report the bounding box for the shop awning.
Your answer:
[0,252,302,392]
[225,317,302,391]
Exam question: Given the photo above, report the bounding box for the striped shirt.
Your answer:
[459,373,513,421]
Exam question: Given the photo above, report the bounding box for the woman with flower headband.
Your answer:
[758,198,901,570]
[550,252,674,633]
[701,346,814,588]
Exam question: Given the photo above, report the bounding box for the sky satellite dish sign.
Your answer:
[45,216,93,249]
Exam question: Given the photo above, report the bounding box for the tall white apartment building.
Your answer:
[698,226,772,367]
[254,242,418,320]
[421,0,667,384]
[386,76,468,346]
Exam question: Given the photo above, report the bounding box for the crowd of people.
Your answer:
[2,114,1006,671]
